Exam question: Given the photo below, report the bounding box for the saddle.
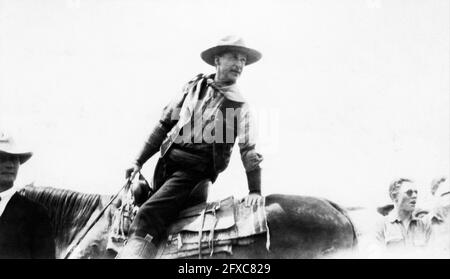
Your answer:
[107,176,269,258]
[106,178,211,253]
[156,196,269,259]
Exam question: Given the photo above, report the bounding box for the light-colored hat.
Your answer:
[0,132,33,164]
[201,35,262,66]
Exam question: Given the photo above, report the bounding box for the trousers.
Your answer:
[128,156,211,244]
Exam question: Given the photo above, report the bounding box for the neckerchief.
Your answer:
[205,77,245,103]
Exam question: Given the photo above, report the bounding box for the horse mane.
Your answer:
[19,185,101,248]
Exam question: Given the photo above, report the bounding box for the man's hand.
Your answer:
[242,193,262,207]
[125,163,142,180]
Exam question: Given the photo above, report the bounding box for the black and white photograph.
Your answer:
[0,0,449,261]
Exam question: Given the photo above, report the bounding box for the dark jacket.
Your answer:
[0,193,55,259]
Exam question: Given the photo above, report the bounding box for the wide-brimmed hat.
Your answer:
[201,35,262,66]
[0,132,33,164]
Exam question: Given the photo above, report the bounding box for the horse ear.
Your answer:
[132,173,152,207]
[113,197,122,208]
[138,173,150,187]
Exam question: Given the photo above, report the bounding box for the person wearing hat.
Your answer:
[0,132,55,258]
[118,36,264,258]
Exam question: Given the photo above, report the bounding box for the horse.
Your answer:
[19,185,358,259]
[18,185,115,259]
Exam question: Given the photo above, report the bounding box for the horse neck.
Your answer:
[21,186,102,253]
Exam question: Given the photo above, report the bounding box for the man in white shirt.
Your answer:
[374,178,432,257]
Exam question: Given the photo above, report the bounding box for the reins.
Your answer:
[63,178,132,259]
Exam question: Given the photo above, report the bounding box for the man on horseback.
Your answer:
[0,132,55,258]
[118,36,264,259]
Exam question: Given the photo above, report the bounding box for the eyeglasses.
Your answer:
[405,189,418,197]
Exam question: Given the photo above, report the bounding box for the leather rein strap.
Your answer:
[197,201,221,259]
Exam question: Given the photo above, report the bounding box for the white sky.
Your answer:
[0,0,449,209]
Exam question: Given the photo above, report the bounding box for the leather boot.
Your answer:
[116,235,157,259]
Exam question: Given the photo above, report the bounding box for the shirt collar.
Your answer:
[0,185,18,217]
[0,185,17,200]
[387,210,419,223]
[205,74,246,103]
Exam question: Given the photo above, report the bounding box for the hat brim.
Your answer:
[0,150,33,164]
[201,45,262,66]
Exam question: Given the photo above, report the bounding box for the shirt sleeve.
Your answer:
[134,76,199,166]
[237,103,263,173]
